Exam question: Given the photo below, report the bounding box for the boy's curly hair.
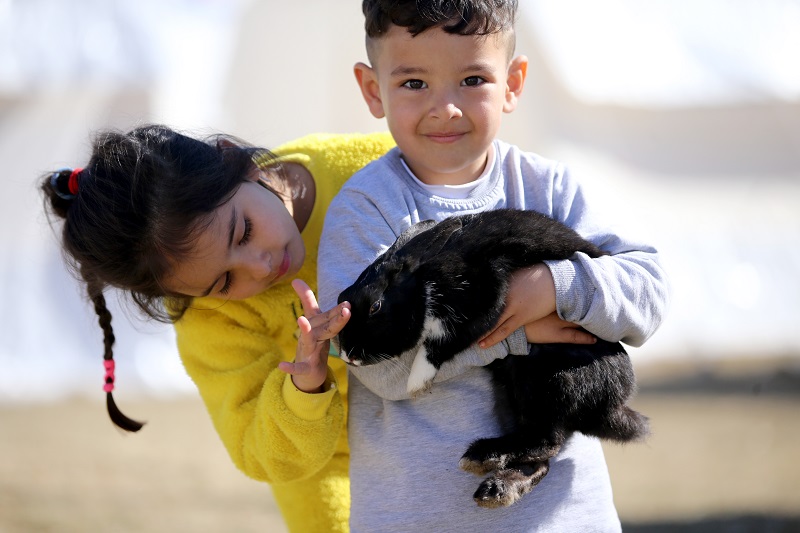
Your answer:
[362,0,518,38]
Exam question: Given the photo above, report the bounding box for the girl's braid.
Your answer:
[87,275,145,432]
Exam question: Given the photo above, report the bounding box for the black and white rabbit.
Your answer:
[336,208,649,508]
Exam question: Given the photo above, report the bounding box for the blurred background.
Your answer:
[1,0,799,531]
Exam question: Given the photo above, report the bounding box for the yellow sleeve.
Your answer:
[282,366,338,420]
[175,301,345,485]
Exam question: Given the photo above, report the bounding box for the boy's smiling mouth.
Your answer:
[424,131,467,143]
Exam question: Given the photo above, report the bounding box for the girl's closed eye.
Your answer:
[220,217,253,296]
[402,79,427,90]
[240,216,252,245]
[219,273,233,296]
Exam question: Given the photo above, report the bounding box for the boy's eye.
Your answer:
[461,76,485,87]
[402,79,427,90]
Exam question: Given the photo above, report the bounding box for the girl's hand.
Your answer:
[478,264,595,348]
[278,279,351,393]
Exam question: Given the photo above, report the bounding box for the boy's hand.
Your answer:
[522,312,597,345]
[278,279,351,393]
[478,264,595,348]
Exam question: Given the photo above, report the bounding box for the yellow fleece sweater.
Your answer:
[174,132,395,533]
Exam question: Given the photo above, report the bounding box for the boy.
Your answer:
[318,1,669,531]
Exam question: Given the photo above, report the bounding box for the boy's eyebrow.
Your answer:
[461,62,496,73]
[391,66,428,77]
[390,62,496,78]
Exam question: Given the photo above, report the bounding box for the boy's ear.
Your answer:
[354,62,386,119]
[503,55,528,113]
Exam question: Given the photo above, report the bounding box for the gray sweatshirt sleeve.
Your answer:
[540,163,670,347]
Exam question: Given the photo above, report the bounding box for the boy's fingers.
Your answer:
[478,317,514,348]
[562,328,597,345]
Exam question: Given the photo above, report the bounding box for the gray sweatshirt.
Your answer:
[318,140,669,532]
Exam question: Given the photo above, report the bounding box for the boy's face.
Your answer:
[356,25,526,185]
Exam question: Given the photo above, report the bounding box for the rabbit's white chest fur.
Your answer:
[407,310,450,395]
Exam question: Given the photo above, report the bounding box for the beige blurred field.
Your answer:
[1,360,798,533]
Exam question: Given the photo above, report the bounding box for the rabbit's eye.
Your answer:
[369,300,382,316]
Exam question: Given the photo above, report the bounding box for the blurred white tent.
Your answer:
[524,0,800,107]
[0,0,244,126]
[1,0,798,403]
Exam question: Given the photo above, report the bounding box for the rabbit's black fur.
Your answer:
[337,208,649,508]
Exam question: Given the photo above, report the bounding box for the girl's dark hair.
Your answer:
[362,0,518,38]
[41,124,276,432]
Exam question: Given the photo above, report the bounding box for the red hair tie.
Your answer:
[68,168,82,196]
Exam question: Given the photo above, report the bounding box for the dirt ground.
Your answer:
[1,359,798,533]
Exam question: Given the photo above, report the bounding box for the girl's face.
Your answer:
[163,170,305,301]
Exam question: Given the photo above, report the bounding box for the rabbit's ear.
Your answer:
[396,216,463,271]
[369,220,437,272]
[385,219,438,256]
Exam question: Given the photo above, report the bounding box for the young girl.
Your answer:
[41,124,395,533]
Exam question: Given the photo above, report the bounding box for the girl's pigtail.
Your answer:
[88,280,146,432]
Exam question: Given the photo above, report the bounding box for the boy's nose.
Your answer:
[430,92,463,120]
[442,103,463,119]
